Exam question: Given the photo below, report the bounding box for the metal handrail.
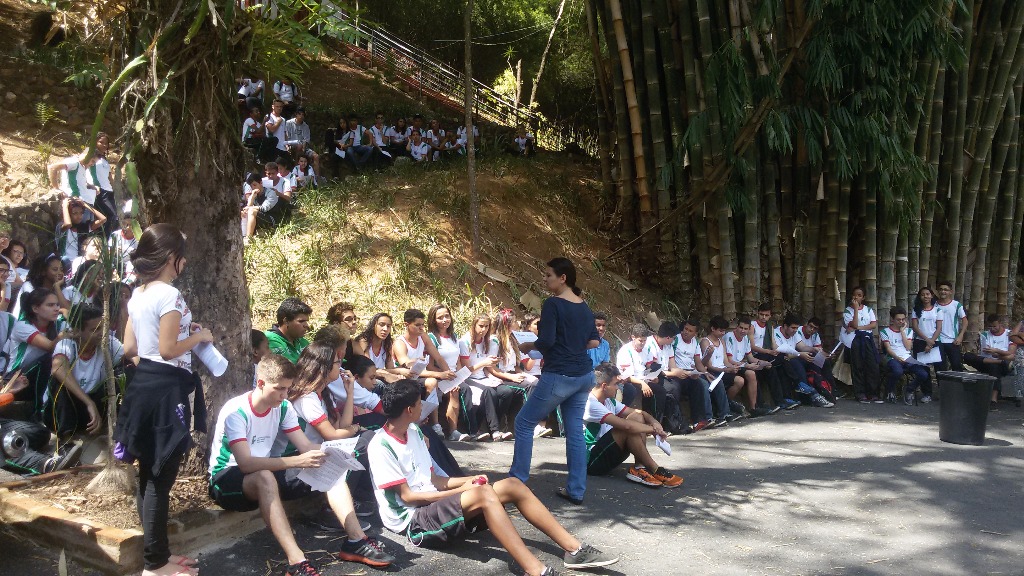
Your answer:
[320,5,597,155]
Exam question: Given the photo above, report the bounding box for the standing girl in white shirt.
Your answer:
[843,286,882,403]
[113,224,212,576]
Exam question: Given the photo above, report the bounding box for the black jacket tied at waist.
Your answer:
[113,358,207,476]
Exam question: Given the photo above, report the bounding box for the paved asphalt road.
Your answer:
[4,398,1023,575]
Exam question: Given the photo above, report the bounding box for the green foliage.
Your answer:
[34,101,60,128]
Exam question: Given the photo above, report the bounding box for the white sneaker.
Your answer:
[534,425,554,438]
[431,423,444,436]
[492,431,505,442]
[447,430,469,442]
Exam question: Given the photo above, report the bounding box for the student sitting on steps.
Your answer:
[584,362,683,488]
[208,355,394,576]
[367,378,619,576]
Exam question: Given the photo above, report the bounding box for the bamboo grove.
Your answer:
[586,0,1024,341]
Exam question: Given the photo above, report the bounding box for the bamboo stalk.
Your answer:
[585,0,617,214]
[836,178,851,314]
[995,79,1021,315]
[743,148,760,312]
[599,0,637,238]
[862,173,878,303]
[942,0,976,282]
[609,0,653,215]
[640,0,674,280]
[764,156,785,311]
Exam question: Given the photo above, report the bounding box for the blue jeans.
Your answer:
[509,371,593,501]
[886,359,932,395]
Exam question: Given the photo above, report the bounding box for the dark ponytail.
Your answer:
[547,257,581,297]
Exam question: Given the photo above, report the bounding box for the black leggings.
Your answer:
[137,442,186,570]
[851,333,882,398]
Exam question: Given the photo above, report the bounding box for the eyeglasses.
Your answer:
[342,316,357,323]
[0,269,9,275]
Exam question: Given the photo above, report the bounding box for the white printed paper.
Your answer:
[194,342,228,377]
[708,372,725,391]
[916,346,942,364]
[655,435,672,456]
[408,358,429,378]
[776,344,799,356]
[830,341,843,356]
[438,366,471,394]
[812,351,827,369]
[419,389,439,422]
[296,438,364,492]
[903,356,925,366]
[644,368,662,382]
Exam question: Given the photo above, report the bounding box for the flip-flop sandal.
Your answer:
[169,555,198,567]
[555,487,583,505]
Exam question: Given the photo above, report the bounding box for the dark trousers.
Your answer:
[137,443,185,570]
[755,365,790,407]
[466,381,517,433]
[851,333,882,398]
[940,342,965,371]
[43,385,106,437]
[886,359,932,395]
[663,376,711,425]
[964,354,1010,396]
[0,418,52,475]
[631,379,667,422]
[95,189,118,236]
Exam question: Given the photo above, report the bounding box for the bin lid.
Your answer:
[936,370,997,382]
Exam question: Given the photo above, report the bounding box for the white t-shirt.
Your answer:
[879,327,912,361]
[701,336,727,370]
[366,341,390,370]
[772,327,803,354]
[327,376,382,412]
[980,330,1010,355]
[0,311,16,373]
[259,177,292,212]
[798,327,822,349]
[290,165,315,188]
[291,391,329,445]
[843,305,877,333]
[643,336,672,369]
[242,117,262,140]
[425,129,444,147]
[723,331,751,363]
[108,230,138,279]
[409,142,431,161]
[583,394,626,448]
[209,393,300,477]
[672,335,700,371]
[4,319,64,374]
[456,125,479,145]
[515,133,534,152]
[615,343,646,379]
[267,113,287,151]
[9,280,34,320]
[88,156,113,191]
[936,300,967,342]
[60,156,96,205]
[273,81,296,102]
[238,79,265,97]
[428,333,460,372]
[751,321,769,348]
[367,424,436,533]
[47,337,124,400]
[127,282,193,371]
[911,307,940,339]
[459,335,497,378]
[369,125,387,147]
[385,126,411,145]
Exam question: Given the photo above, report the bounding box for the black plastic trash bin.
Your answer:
[937,371,996,445]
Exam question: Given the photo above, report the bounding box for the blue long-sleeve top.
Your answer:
[535,296,599,377]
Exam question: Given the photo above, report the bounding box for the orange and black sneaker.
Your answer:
[626,465,663,487]
[651,467,684,488]
[286,559,322,576]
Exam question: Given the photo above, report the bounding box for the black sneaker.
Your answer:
[336,537,395,567]
[563,543,620,569]
[354,500,376,518]
[728,400,746,415]
[857,395,870,404]
[286,560,322,576]
[312,509,371,533]
[749,406,773,417]
[530,566,562,576]
[724,412,744,423]
[42,441,83,474]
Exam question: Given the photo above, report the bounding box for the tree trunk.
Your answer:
[609,0,653,215]
[942,0,975,282]
[528,0,567,110]
[465,0,479,256]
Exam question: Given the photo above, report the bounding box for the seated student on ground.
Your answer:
[879,307,932,405]
[265,99,289,159]
[284,341,395,567]
[426,303,470,441]
[338,115,375,170]
[512,126,536,156]
[439,131,465,160]
[772,314,835,408]
[242,105,278,163]
[425,119,445,161]
[702,315,768,417]
[616,324,662,412]
[367,379,619,576]
[797,317,841,401]
[265,297,311,363]
[384,117,411,157]
[490,308,537,401]
[68,234,100,281]
[407,129,432,162]
[56,199,105,272]
[355,312,404,384]
[964,314,1017,410]
[457,120,480,150]
[251,329,269,388]
[639,321,680,428]
[289,155,316,191]
[64,260,102,310]
[237,77,265,113]
[49,148,99,221]
[242,161,293,244]
[584,362,682,488]
[728,315,792,413]
[410,114,427,139]
[208,355,393,576]
[273,78,300,118]
[284,107,320,183]
[326,301,363,364]
[392,308,457,436]
[366,112,393,166]
[842,287,883,403]
[748,302,801,407]
[5,289,69,411]
[2,236,30,306]
[910,286,943,369]
[44,304,124,437]
[587,311,611,366]
[108,204,138,283]
[459,313,516,442]
[12,255,72,319]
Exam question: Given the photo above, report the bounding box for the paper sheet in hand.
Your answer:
[903,356,925,366]
[419,389,439,422]
[438,366,471,394]
[408,358,429,378]
[708,372,725,391]
[644,368,662,381]
[812,351,827,369]
[194,342,228,377]
[830,341,843,355]
[296,438,364,492]
[655,435,672,456]
[775,344,799,356]
[513,331,538,344]
[916,346,942,364]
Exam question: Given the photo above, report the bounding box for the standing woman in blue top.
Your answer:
[509,257,600,504]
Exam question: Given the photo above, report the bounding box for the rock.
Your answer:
[5,92,15,104]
